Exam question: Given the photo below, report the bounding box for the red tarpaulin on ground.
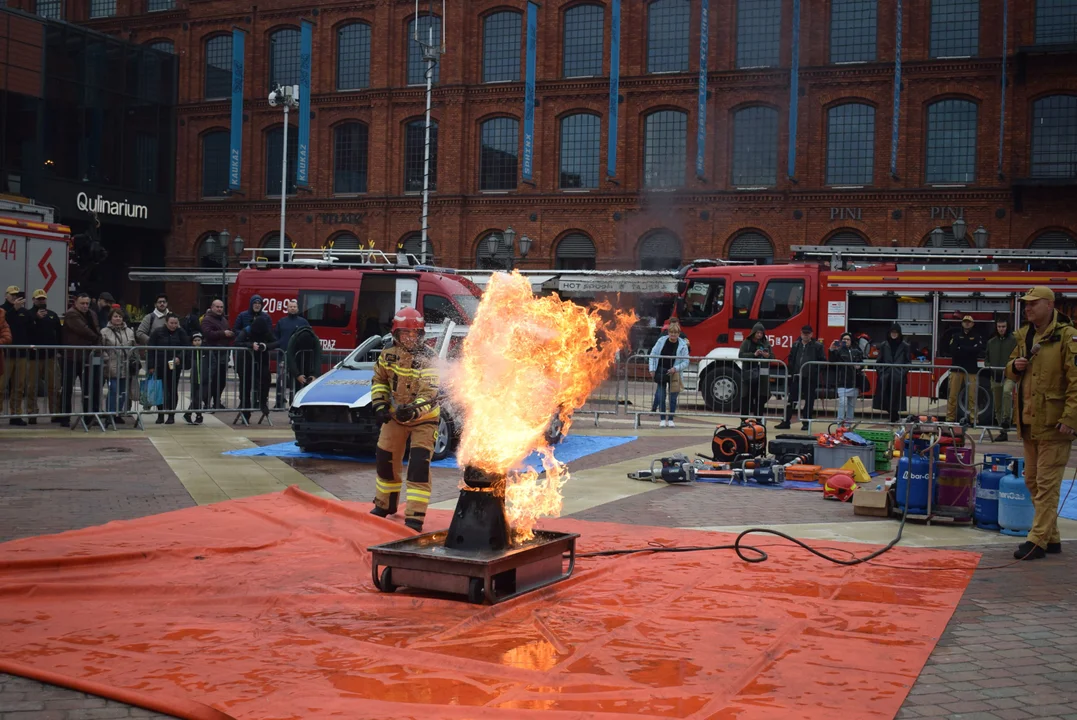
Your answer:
[0,487,978,720]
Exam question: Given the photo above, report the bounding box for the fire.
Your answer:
[447,271,635,542]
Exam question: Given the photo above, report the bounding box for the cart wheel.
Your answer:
[467,577,485,605]
[379,567,396,593]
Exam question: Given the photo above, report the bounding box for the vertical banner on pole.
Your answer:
[696,0,709,179]
[522,2,538,182]
[787,0,800,180]
[228,28,245,192]
[297,19,313,188]
[607,0,620,178]
[890,0,902,178]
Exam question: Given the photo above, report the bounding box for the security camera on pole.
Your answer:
[268,84,299,267]
[415,0,445,266]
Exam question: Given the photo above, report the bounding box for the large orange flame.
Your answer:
[446,271,636,542]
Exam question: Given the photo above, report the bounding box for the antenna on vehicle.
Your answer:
[414,0,445,266]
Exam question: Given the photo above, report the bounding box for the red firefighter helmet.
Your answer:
[391,307,425,349]
[823,474,857,502]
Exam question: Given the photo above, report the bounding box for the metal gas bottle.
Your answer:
[895,439,936,514]
[975,453,1011,530]
[999,458,1034,537]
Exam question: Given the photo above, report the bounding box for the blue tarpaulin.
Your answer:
[225,434,637,470]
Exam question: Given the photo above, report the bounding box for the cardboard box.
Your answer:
[853,486,892,517]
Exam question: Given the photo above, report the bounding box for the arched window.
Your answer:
[1035,0,1077,45]
[205,35,232,100]
[330,232,361,250]
[930,0,980,58]
[148,40,174,54]
[826,103,875,185]
[198,234,226,269]
[483,11,522,83]
[926,99,978,183]
[1031,95,1077,179]
[405,119,438,192]
[920,227,970,248]
[259,233,292,263]
[201,131,229,198]
[732,106,779,187]
[265,125,298,196]
[736,0,781,68]
[638,231,682,270]
[334,122,369,194]
[556,233,597,270]
[337,23,372,91]
[399,233,428,256]
[728,231,775,263]
[476,230,515,268]
[560,113,601,189]
[269,28,301,89]
[480,117,519,191]
[643,110,687,189]
[408,15,442,86]
[830,0,877,63]
[647,0,690,73]
[825,230,870,246]
[1029,231,1077,250]
[563,4,604,78]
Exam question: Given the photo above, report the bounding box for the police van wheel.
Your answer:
[432,415,455,462]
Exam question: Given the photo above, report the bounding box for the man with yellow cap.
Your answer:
[1006,286,1077,560]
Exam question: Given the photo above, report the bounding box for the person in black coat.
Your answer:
[777,324,827,430]
[235,313,279,422]
[872,323,911,422]
[148,313,190,424]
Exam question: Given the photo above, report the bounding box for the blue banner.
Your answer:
[228,29,245,192]
[787,0,800,180]
[695,0,709,179]
[297,19,313,188]
[607,0,620,178]
[890,0,902,177]
[522,2,538,181]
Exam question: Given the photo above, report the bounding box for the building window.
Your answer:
[1035,0,1077,45]
[480,117,519,191]
[732,106,779,187]
[830,0,877,63]
[338,22,371,91]
[205,35,232,100]
[405,119,438,192]
[134,134,159,193]
[89,0,115,18]
[483,11,522,83]
[260,233,292,264]
[563,4,604,78]
[35,0,62,19]
[728,231,775,263]
[925,99,978,184]
[930,0,979,57]
[736,0,781,68]
[638,231,682,270]
[148,40,174,54]
[147,0,173,11]
[1030,231,1077,249]
[331,232,361,250]
[269,28,301,89]
[647,0,690,73]
[334,122,369,194]
[643,110,687,189]
[556,233,598,270]
[826,103,875,185]
[201,131,229,198]
[265,125,298,196]
[1030,95,1077,178]
[825,230,870,246]
[560,113,601,189]
[408,15,442,86]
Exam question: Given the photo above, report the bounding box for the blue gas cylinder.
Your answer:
[999,459,1034,537]
[975,453,1011,530]
[896,439,936,514]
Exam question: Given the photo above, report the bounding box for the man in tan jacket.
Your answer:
[1006,286,1077,560]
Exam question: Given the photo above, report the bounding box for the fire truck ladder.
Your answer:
[241,247,428,270]
[792,245,1077,270]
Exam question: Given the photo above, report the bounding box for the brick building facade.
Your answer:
[9,0,1077,306]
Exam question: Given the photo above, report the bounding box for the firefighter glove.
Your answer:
[395,406,418,423]
[374,404,391,425]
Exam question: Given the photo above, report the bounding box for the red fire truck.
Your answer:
[672,245,1077,422]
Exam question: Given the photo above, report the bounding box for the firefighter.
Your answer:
[369,307,440,532]
[946,315,985,424]
[1006,286,1077,560]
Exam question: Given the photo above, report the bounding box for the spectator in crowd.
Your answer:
[778,325,826,431]
[27,292,63,423]
[648,320,688,428]
[235,313,278,423]
[101,308,139,425]
[200,298,234,409]
[182,306,202,337]
[830,332,863,426]
[873,324,911,423]
[233,294,264,334]
[946,315,985,425]
[986,316,1017,441]
[0,305,11,415]
[738,323,773,420]
[286,324,323,396]
[1,287,30,424]
[148,312,189,425]
[61,292,103,427]
[137,294,170,345]
[184,332,209,425]
[274,299,309,408]
[96,292,116,328]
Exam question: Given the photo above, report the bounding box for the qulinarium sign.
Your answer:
[76,192,149,221]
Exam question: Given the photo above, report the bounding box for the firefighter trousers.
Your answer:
[946,372,976,423]
[373,419,439,524]
[1021,431,1068,549]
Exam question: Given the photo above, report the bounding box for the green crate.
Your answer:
[855,429,896,443]
[875,458,893,472]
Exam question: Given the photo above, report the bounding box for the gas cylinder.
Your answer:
[999,459,1034,537]
[937,447,976,521]
[975,453,1011,530]
[895,439,936,514]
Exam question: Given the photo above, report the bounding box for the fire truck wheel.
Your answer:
[379,567,396,593]
[468,577,486,604]
[700,364,741,413]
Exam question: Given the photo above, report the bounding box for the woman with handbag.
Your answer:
[648,320,689,427]
[101,309,138,425]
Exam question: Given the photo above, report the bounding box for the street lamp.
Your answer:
[952,217,967,245]
[972,225,989,249]
[931,227,945,248]
[485,226,531,270]
[204,229,245,312]
[268,83,300,267]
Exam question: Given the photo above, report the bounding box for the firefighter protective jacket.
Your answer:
[1006,312,1077,441]
[371,343,441,425]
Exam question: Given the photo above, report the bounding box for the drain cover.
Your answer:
[98,447,133,454]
